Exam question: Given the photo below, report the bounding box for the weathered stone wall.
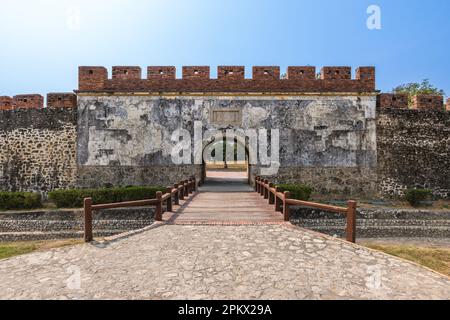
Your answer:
[77,94,378,195]
[0,108,78,193]
[377,108,450,198]
[291,207,450,238]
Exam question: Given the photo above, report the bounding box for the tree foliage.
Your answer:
[393,79,445,105]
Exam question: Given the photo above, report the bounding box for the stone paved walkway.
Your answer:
[0,224,449,300]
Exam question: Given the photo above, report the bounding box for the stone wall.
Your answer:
[77,94,378,195]
[291,207,450,238]
[0,207,155,241]
[377,108,450,198]
[0,108,78,193]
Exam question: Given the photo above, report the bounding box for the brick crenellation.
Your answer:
[77,66,376,93]
[0,93,76,111]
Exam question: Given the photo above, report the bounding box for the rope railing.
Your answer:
[255,176,357,243]
[83,177,197,242]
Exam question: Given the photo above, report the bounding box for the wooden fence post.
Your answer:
[283,191,291,222]
[184,180,189,195]
[346,200,357,243]
[274,187,282,212]
[166,187,173,212]
[192,177,197,192]
[83,197,93,243]
[260,178,265,196]
[179,181,185,200]
[264,180,269,200]
[173,183,179,205]
[269,183,275,204]
[155,191,163,221]
[255,176,260,192]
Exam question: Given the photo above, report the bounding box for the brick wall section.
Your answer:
[112,66,142,80]
[0,108,77,193]
[147,66,176,80]
[0,97,14,111]
[77,66,376,93]
[13,95,44,109]
[287,66,316,80]
[217,66,245,80]
[79,67,108,91]
[412,94,444,110]
[320,67,352,80]
[182,66,210,80]
[252,66,280,80]
[47,93,77,109]
[447,98,450,111]
[377,107,450,198]
[356,67,375,82]
[377,93,408,109]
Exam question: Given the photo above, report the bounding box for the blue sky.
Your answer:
[0,0,449,98]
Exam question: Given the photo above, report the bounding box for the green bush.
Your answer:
[48,186,166,208]
[276,184,313,201]
[405,189,433,207]
[0,192,42,210]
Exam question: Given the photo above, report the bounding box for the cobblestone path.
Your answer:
[0,224,449,300]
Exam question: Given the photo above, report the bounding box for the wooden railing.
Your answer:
[255,176,357,243]
[83,177,197,242]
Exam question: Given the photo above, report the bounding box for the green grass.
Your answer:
[0,239,83,260]
[366,244,450,277]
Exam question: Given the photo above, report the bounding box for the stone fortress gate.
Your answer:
[0,65,449,198]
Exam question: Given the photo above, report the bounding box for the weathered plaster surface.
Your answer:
[77,95,377,194]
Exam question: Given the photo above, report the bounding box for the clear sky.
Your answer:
[0,0,449,98]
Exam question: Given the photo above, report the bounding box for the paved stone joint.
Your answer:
[1,224,449,300]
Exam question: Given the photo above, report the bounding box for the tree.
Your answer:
[393,79,445,105]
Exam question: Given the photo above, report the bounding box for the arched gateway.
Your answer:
[76,65,378,196]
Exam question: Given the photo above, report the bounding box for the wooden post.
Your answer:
[283,191,291,222]
[260,178,265,196]
[155,191,163,221]
[255,176,260,192]
[346,200,357,243]
[264,180,269,200]
[192,177,197,192]
[269,183,275,204]
[173,184,179,205]
[274,187,282,212]
[83,198,93,243]
[184,180,189,195]
[179,181,185,200]
[189,178,194,194]
[166,187,173,212]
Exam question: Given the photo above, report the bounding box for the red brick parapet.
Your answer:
[0,93,76,110]
[77,66,376,93]
[378,93,446,111]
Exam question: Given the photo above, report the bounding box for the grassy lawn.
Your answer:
[0,239,83,260]
[365,244,450,277]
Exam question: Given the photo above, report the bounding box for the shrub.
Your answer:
[48,186,166,208]
[0,192,42,210]
[276,184,313,201]
[405,189,432,207]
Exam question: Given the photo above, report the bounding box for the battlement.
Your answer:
[47,93,77,109]
[447,98,450,111]
[0,93,76,111]
[77,65,376,93]
[13,94,44,109]
[378,93,409,109]
[378,93,446,111]
[411,94,444,111]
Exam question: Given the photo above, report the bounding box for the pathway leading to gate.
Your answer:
[164,170,284,225]
[0,171,449,300]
